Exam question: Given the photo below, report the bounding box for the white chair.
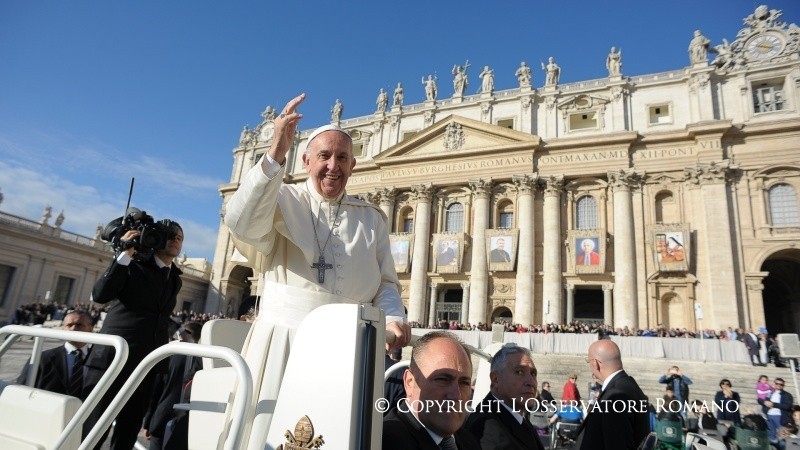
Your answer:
[685,432,726,450]
[0,385,82,450]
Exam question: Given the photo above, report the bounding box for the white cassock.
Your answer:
[224,156,405,447]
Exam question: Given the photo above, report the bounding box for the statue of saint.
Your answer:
[541,57,560,86]
[421,75,438,101]
[606,47,622,76]
[392,82,404,106]
[261,105,276,122]
[688,30,711,64]
[376,88,388,112]
[451,61,469,96]
[515,61,532,87]
[479,66,494,93]
[55,211,64,228]
[41,205,52,224]
[331,99,343,123]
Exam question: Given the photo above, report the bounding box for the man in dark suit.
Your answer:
[743,329,762,365]
[577,339,650,450]
[18,309,94,399]
[83,221,184,450]
[465,343,545,450]
[383,331,480,450]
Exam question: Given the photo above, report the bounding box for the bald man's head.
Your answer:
[587,339,623,381]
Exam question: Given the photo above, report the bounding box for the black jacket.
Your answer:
[17,345,92,400]
[465,393,546,450]
[383,407,481,450]
[85,255,181,383]
[577,370,650,450]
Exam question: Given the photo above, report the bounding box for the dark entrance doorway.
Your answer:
[761,253,800,336]
[436,287,464,324]
[574,286,603,321]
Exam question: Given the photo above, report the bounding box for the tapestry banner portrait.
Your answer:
[389,233,414,274]
[568,229,606,274]
[485,229,519,272]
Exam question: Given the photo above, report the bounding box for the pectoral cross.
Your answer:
[311,255,333,283]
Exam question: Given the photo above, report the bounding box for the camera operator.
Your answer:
[83,220,184,450]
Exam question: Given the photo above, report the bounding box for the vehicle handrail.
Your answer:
[80,341,252,450]
[0,325,129,450]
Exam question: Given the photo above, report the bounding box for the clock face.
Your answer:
[747,33,784,60]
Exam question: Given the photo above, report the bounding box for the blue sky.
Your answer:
[1,1,798,262]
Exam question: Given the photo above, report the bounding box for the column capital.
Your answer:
[363,191,381,205]
[684,160,738,185]
[377,187,397,206]
[460,281,471,289]
[512,174,538,195]
[607,169,642,192]
[564,283,575,291]
[429,281,438,289]
[541,175,564,197]
[603,283,614,291]
[469,178,493,199]
[411,183,434,202]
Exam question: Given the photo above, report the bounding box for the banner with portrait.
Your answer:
[389,233,414,273]
[485,229,519,272]
[650,224,690,272]
[433,233,465,274]
[568,229,606,274]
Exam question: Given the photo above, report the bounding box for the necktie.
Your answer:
[439,435,457,450]
[161,266,171,281]
[68,350,84,397]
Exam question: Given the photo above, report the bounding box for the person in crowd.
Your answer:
[714,378,741,426]
[84,221,185,450]
[562,373,581,405]
[540,381,555,403]
[658,365,692,417]
[549,400,584,426]
[382,331,480,450]
[577,339,650,450]
[588,373,602,404]
[759,377,795,445]
[465,343,545,450]
[659,385,681,414]
[744,328,763,365]
[17,310,95,402]
[757,374,774,412]
[224,93,410,432]
[687,400,718,433]
[144,321,203,450]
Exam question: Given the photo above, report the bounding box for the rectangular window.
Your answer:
[0,264,15,307]
[352,142,364,157]
[648,104,672,125]
[53,276,75,304]
[497,118,514,130]
[403,218,414,233]
[499,212,514,229]
[753,81,785,113]
[569,112,597,131]
[402,131,418,141]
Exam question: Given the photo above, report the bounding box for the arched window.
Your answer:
[769,183,800,226]
[576,195,598,229]
[497,200,514,228]
[655,191,678,224]
[445,203,464,232]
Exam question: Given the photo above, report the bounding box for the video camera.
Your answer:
[101,207,177,256]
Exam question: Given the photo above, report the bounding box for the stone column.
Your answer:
[603,283,614,326]
[408,184,433,324]
[745,272,768,330]
[685,162,739,328]
[565,284,575,323]
[460,281,471,325]
[436,193,445,232]
[608,169,640,329]
[468,179,492,325]
[428,282,439,326]
[377,188,396,226]
[513,175,537,325]
[542,175,564,324]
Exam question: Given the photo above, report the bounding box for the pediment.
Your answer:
[557,94,610,112]
[374,115,539,161]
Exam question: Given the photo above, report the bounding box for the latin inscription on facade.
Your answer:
[381,155,534,180]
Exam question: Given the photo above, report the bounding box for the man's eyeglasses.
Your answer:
[775,382,785,387]
[584,357,600,364]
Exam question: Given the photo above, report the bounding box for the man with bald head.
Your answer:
[576,339,650,450]
[383,331,481,450]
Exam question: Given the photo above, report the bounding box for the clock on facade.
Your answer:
[746,33,784,60]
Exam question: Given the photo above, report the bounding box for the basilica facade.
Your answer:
[207,5,800,335]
